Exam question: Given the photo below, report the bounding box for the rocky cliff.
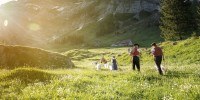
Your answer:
[0,0,161,47]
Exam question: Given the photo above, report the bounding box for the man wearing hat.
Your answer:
[151,43,164,75]
[130,43,141,72]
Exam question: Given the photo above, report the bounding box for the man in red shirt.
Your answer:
[130,43,140,72]
[151,43,164,75]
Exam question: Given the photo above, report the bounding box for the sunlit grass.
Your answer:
[0,38,200,99]
[0,64,199,99]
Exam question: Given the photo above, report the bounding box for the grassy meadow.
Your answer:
[0,38,200,99]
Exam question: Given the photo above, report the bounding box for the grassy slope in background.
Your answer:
[0,37,199,99]
[64,37,200,67]
[0,45,74,69]
[116,37,200,66]
[161,38,200,65]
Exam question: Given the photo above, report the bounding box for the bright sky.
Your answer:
[0,0,18,6]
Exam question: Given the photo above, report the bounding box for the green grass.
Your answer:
[161,38,200,65]
[98,26,163,47]
[50,20,163,51]
[0,37,200,99]
[63,37,200,67]
[0,68,54,99]
[0,45,74,69]
[0,68,53,83]
[0,65,199,99]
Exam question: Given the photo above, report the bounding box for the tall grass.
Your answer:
[0,64,199,99]
[0,38,199,99]
[0,68,54,99]
[0,45,74,69]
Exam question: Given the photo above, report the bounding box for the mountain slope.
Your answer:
[0,0,161,47]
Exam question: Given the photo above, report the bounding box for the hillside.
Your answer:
[0,0,199,99]
[161,37,200,64]
[63,37,200,67]
[0,45,74,69]
[0,0,161,47]
[0,38,200,99]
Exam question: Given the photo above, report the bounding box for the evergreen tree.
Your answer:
[160,0,197,40]
[197,2,200,33]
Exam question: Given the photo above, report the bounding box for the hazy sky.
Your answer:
[0,0,18,6]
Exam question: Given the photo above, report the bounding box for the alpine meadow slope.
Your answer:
[0,0,200,99]
[0,45,74,69]
[0,0,161,47]
[0,38,200,99]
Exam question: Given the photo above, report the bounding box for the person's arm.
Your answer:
[128,48,131,53]
[130,48,134,56]
[150,48,155,58]
[150,48,154,55]
[150,48,155,53]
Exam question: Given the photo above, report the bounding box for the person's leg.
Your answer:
[155,56,163,75]
[132,57,136,70]
[135,57,140,72]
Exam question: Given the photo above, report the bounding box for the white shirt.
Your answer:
[128,48,140,53]
[151,47,155,53]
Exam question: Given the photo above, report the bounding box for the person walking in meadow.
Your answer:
[111,56,118,70]
[151,43,164,75]
[130,43,141,72]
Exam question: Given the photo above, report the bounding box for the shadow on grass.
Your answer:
[145,76,162,81]
[143,70,196,82]
[164,70,192,78]
[71,66,90,70]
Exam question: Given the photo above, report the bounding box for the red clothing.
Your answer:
[132,48,140,56]
[152,47,163,56]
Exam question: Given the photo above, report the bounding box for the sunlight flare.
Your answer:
[28,23,41,31]
[0,0,18,5]
[4,19,8,26]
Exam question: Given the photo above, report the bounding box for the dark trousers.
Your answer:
[132,56,140,71]
[112,63,118,70]
[154,56,163,75]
